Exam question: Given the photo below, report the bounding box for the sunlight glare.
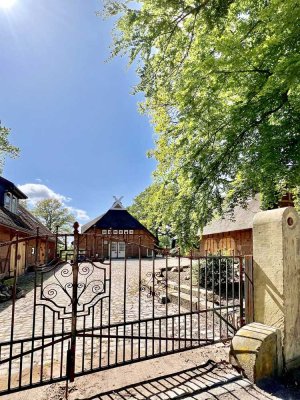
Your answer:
[0,0,17,9]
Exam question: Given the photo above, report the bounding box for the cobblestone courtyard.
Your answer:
[0,257,233,393]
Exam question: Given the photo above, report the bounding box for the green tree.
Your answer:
[0,125,19,171]
[32,199,75,233]
[128,183,164,234]
[105,0,300,246]
[129,183,176,242]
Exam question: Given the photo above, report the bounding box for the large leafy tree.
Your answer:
[0,125,19,171]
[128,183,175,246]
[32,199,75,233]
[105,0,300,246]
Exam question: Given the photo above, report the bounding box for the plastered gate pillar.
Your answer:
[253,206,300,370]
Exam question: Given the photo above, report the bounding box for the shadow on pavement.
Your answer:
[79,360,275,400]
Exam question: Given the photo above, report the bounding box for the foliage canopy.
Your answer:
[32,199,75,233]
[0,125,19,172]
[105,0,300,246]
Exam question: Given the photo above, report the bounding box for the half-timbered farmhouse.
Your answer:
[0,176,56,277]
[80,197,158,258]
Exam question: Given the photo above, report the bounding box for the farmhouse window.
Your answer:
[119,242,125,252]
[12,196,18,213]
[102,230,107,234]
[129,230,134,234]
[4,192,11,210]
[113,230,118,234]
[119,230,123,234]
[4,192,18,214]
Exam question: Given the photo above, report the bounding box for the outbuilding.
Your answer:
[199,194,294,256]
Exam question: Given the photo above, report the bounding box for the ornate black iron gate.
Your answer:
[0,226,253,396]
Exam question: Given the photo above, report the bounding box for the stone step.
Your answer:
[167,281,220,304]
[168,291,208,311]
[157,266,189,276]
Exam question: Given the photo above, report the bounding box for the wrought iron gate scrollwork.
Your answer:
[140,271,167,300]
[39,261,107,319]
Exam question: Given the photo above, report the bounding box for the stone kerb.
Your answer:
[253,207,300,370]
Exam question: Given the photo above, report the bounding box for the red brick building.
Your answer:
[80,198,158,259]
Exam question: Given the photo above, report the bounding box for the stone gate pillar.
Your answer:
[253,207,300,370]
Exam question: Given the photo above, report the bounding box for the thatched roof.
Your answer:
[202,196,261,236]
[81,199,157,240]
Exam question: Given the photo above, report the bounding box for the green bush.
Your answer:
[192,258,234,290]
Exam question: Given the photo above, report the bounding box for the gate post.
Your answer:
[68,222,80,383]
[252,207,300,371]
[230,207,300,381]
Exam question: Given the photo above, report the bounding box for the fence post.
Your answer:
[238,256,244,326]
[55,225,59,258]
[35,227,39,268]
[68,222,80,383]
[244,255,254,324]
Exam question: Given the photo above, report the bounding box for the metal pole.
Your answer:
[55,226,59,258]
[8,232,19,390]
[67,222,79,383]
[93,225,96,258]
[35,227,39,268]
[239,256,244,327]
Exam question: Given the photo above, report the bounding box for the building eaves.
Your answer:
[202,196,261,236]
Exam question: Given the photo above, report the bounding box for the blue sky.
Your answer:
[0,0,155,225]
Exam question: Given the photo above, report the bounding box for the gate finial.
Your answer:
[73,221,79,234]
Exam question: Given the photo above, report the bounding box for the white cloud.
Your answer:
[67,207,90,222]
[18,183,90,224]
[18,183,70,205]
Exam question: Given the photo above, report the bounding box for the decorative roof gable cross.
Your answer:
[111,196,125,210]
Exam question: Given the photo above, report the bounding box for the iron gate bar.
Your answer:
[76,333,214,342]
[73,308,242,334]
[0,335,72,365]
[245,255,254,324]
[8,232,18,391]
[69,223,79,382]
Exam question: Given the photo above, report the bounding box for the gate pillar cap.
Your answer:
[73,222,79,234]
[253,206,299,229]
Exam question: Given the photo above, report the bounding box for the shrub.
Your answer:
[192,257,234,290]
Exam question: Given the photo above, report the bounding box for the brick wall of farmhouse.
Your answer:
[200,229,253,256]
[79,228,156,258]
